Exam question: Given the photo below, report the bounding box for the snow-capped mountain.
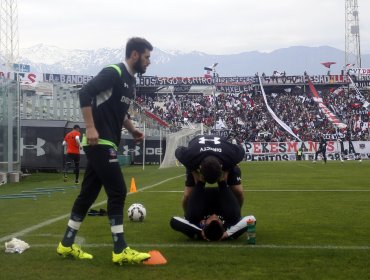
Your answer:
[16,44,370,77]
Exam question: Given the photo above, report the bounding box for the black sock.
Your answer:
[62,227,77,247]
[61,213,83,247]
[110,215,127,253]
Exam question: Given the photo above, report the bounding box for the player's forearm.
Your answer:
[123,118,134,133]
[235,192,244,207]
[81,107,95,129]
[182,195,188,213]
[81,106,99,144]
[231,184,244,207]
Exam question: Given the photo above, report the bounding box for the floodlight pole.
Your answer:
[0,0,19,174]
[345,0,361,68]
[212,66,218,132]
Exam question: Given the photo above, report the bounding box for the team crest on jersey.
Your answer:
[108,148,118,163]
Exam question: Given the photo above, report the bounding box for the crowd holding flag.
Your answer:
[203,63,218,78]
[307,77,347,129]
[321,62,336,68]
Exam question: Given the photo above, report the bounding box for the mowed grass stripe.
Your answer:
[0,174,184,243]
[23,243,370,251]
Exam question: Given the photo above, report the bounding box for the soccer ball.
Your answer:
[127,203,146,222]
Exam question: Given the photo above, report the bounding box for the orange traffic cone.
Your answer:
[143,250,167,265]
[130,177,137,193]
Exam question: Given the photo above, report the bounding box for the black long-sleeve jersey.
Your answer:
[79,63,136,148]
[175,135,245,171]
[318,138,327,150]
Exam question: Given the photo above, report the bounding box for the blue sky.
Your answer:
[18,0,370,55]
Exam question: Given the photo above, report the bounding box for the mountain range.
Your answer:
[16,44,370,77]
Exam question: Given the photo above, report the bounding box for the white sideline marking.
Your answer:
[16,243,370,251]
[0,174,184,243]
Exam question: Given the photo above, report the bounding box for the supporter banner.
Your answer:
[216,76,256,85]
[245,153,366,161]
[348,68,370,76]
[43,73,93,84]
[0,71,43,85]
[353,80,370,88]
[245,141,370,154]
[138,75,354,87]
[216,85,253,93]
[138,76,213,86]
[307,78,347,129]
[261,75,349,85]
[350,74,370,84]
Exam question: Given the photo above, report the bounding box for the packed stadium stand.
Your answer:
[20,73,370,143]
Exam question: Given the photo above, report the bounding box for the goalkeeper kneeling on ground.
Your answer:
[170,168,256,242]
[171,135,256,241]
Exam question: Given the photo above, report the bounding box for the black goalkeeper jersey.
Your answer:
[175,134,245,171]
[79,63,136,147]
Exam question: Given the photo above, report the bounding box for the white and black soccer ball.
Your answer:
[127,203,146,222]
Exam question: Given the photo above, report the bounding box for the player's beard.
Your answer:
[133,56,146,74]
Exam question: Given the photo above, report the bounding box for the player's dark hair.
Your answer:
[203,220,224,241]
[200,156,222,184]
[125,37,153,59]
[73,125,80,129]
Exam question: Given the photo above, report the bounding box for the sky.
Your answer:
[18,0,370,55]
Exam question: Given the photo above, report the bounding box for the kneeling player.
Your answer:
[170,169,256,242]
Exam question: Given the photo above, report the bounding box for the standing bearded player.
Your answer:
[57,37,153,265]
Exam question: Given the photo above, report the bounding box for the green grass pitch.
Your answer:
[0,161,369,280]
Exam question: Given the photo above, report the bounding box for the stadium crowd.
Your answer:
[135,87,370,142]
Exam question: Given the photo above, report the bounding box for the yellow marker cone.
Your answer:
[130,177,137,193]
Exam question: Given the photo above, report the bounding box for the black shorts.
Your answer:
[185,165,242,187]
[66,153,80,165]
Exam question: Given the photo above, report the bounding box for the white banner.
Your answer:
[348,68,370,76]
[244,141,370,161]
[0,70,43,86]
[259,76,302,141]
[348,75,370,109]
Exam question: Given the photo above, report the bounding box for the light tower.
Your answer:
[0,0,20,176]
[345,0,361,68]
[0,0,19,69]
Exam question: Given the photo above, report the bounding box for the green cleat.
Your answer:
[112,247,150,265]
[57,242,93,260]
